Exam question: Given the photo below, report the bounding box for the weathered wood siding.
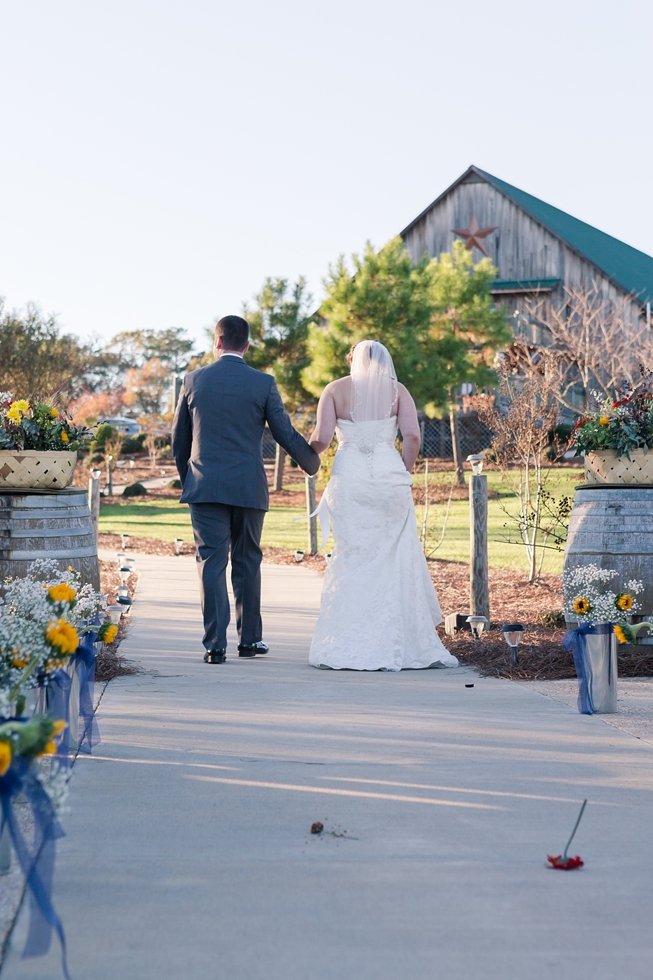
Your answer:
[401,175,643,328]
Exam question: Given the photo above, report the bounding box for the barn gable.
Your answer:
[401,166,653,310]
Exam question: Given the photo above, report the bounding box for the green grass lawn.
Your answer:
[414,467,583,574]
[99,466,584,574]
[99,500,313,551]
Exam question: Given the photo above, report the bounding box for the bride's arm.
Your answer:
[309,386,337,454]
[397,385,421,472]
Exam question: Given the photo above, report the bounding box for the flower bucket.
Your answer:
[562,623,617,714]
[585,448,653,485]
[0,450,77,490]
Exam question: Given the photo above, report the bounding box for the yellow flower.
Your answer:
[0,741,11,776]
[49,407,59,417]
[61,431,69,444]
[51,720,67,737]
[616,593,634,611]
[573,596,591,615]
[599,416,610,426]
[12,656,28,668]
[47,583,77,605]
[6,399,30,422]
[38,741,57,756]
[614,625,628,644]
[99,622,118,644]
[45,618,79,656]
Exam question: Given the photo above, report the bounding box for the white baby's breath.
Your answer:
[563,563,643,624]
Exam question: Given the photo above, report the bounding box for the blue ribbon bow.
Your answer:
[0,755,70,979]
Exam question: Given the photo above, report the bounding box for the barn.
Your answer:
[401,165,653,329]
[400,165,653,455]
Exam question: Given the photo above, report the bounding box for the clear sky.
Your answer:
[1,0,651,351]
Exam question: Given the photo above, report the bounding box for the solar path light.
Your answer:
[502,623,525,666]
[466,615,489,641]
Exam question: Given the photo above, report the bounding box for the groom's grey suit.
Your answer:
[172,354,319,652]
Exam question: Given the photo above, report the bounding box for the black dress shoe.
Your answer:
[238,641,269,657]
[203,649,227,664]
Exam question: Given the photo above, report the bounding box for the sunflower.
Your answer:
[47,583,77,605]
[0,741,11,776]
[613,624,628,645]
[599,416,610,426]
[45,618,79,656]
[61,431,69,444]
[98,622,119,644]
[573,596,591,615]
[616,593,634,611]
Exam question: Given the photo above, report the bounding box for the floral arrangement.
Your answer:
[0,392,87,452]
[563,563,643,626]
[572,383,653,459]
[0,559,109,717]
[0,559,111,976]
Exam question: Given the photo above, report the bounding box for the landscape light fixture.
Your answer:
[293,550,305,563]
[501,623,525,666]
[91,468,102,480]
[118,566,131,586]
[466,454,486,476]
[117,595,132,613]
[107,606,123,625]
[117,586,129,598]
[121,533,130,549]
[325,552,333,562]
[466,615,489,640]
[174,538,184,556]
[115,551,126,567]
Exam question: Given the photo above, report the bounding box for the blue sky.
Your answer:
[0,0,651,350]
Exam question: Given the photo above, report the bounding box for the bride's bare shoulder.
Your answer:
[322,377,351,395]
[397,382,415,403]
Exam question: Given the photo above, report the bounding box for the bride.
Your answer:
[307,340,458,671]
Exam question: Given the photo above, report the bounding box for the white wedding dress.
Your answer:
[308,415,459,671]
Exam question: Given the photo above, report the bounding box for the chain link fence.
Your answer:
[263,412,492,461]
[419,413,493,459]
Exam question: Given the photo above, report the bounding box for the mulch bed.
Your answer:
[428,559,563,623]
[99,533,195,556]
[441,630,653,680]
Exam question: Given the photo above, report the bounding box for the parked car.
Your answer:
[98,417,141,436]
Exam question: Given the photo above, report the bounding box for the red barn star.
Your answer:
[452,214,497,255]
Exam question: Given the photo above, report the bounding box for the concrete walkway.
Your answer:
[3,556,653,979]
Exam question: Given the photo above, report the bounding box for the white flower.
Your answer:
[563,563,643,624]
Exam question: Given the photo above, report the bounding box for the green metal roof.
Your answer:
[474,167,653,304]
[490,278,560,294]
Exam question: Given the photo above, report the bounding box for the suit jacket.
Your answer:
[171,355,320,510]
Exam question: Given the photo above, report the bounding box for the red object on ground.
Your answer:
[311,822,324,835]
[547,854,584,870]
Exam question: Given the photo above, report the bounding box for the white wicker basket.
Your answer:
[585,448,653,485]
[0,450,78,490]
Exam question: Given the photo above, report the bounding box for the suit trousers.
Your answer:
[188,502,265,651]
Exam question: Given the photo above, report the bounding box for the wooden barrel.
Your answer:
[0,488,100,591]
[564,485,653,617]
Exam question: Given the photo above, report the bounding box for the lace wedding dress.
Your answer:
[308,413,459,671]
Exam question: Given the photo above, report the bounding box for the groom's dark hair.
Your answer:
[215,315,249,351]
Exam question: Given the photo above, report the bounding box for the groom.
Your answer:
[172,314,320,664]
